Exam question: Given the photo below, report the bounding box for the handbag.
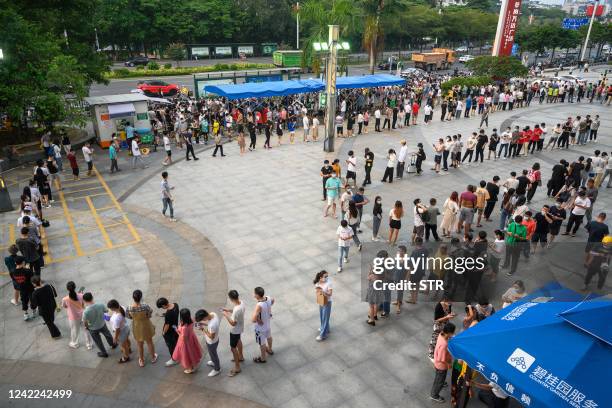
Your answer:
[316,290,328,306]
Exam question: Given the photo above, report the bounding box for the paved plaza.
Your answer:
[0,69,610,408]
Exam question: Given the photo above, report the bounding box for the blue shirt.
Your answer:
[109,144,117,159]
[325,177,341,198]
[287,121,296,132]
[125,125,134,138]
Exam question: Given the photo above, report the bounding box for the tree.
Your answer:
[465,56,528,79]
[166,43,186,67]
[466,0,492,12]
[578,22,612,58]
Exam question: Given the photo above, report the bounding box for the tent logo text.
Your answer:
[507,348,536,373]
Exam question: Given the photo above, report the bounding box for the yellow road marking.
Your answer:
[93,168,140,244]
[85,196,113,249]
[56,180,84,256]
[46,240,139,264]
[64,192,108,201]
[62,186,104,195]
[95,205,117,212]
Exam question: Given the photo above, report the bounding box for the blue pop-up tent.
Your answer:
[204,79,324,99]
[204,74,405,99]
[335,74,405,89]
[448,283,611,408]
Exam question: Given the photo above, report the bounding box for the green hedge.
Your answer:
[441,76,492,92]
[106,63,276,79]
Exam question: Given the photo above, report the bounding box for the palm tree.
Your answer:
[360,0,385,74]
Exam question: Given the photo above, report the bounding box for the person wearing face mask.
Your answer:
[372,196,383,241]
[314,270,332,341]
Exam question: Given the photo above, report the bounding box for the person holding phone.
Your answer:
[61,281,92,350]
[172,308,202,374]
[107,299,131,364]
[221,290,245,377]
[195,309,221,377]
[156,297,180,367]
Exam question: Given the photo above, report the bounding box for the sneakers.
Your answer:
[337,267,342,273]
[10,299,19,306]
[68,343,79,349]
[207,361,215,367]
[23,313,30,321]
[343,257,349,264]
[165,359,178,367]
[208,369,221,377]
[315,335,325,341]
[430,396,445,403]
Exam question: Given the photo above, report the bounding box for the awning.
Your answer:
[448,282,610,408]
[204,79,324,100]
[108,103,136,118]
[336,74,405,89]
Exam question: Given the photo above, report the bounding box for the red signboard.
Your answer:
[499,0,523,56]
[586,5,604,17]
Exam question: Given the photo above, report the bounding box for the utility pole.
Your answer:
[324,25,339,153]
[580,0,598,62]
[296,2,300,50]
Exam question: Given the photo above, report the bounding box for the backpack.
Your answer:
[419,208,430,223]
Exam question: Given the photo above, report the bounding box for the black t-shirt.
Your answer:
[516,176,530,195]
[571,162,584,180]
[365,152,374,168]
[534,213,550,234]
[586,221,609,243]
[476,135,488,148]
[434,302,452,321]
[486,182,500,202]
[164,303,180,331]
[321,165,333,179]
[549,206,566,228]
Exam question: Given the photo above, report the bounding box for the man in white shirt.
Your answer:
[374,108,382,132]
[131,137,147,169]
[423,104,433,124]
[563,190,591,236]
[336,219,354,272]
[222,290,244,377]
[397,140,408,179]
[591,150,605,187]
[251,287,274,362]
[311,116,320,141]
[162,134,172,165]
[302,114,310,142]
[345,150,357,188]
[82,142,94,176]
[195,309,221,376]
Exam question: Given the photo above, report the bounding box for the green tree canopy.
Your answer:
[465,56,528,79]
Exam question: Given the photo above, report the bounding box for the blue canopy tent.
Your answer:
[335,74,406,89]
[448,283,611,408]
[203,74,405,99]
[204,79,324,100]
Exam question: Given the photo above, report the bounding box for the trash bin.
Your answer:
[0,176,14,212]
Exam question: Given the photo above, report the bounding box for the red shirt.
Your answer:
[522,218,536,239]
[519,130,531,144]
[67,152,78,169]
[412,103,420,114]
[531,128,542,141]
[433,334,452,370]
[478,96,485,105]
[459,191,477,208]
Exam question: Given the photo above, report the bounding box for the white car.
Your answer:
[458,55,474,63]
[560,75,585,85]
[455,46,468,53]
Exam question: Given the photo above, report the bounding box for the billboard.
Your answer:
[237,46,254,56]
[215,46,232,56]
[586,4,605,17]
[191,46,209,57]
[244,75,282,83]
[562,18,589,30]
[492,0,523,56]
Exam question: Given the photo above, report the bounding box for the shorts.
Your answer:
[230,333,241,348]
[584,241,601,253]
[72,167,79,176]
[549,225,561,236]
[255,330,270,346]
[166,150,172,157]
[346,170,356,180]
[390,219,401,230]
[327,195,338,206]
[531,232,548,243]
[364,121,369,126]
[477,207,484,215]
[413,225,425,236]
[459,208,475,224]
[115,325,130,344]
[434,155,442,164]
[337,127,343,134]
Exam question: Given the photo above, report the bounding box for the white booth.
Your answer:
[84,94,153,148]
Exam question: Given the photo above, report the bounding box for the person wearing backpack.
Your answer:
[31,276,61,338]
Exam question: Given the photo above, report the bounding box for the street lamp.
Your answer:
[0,48,4,60]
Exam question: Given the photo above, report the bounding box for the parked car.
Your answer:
[400,67,427,77]
[481,44,493,50]
[124,56,150,67]
[455,46,468,53]
[458,55,474,63]
[560,75,586,85]
[377,61,399,70]
[137,80,179,96]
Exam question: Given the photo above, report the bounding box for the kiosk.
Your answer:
[84,94,153,148]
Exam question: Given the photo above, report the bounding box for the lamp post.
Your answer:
[324,25,339,153]
[0,48,3,60]
[580,0,599,62]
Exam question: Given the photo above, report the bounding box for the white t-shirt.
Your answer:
[337,225,354,247]
[424,105,433,115]
[571,196,591,216]
[53,145,62,159]
[230,303,245,335]
[312,117,319,128]
[131,140,141,156]
[255,297,273,333]
[82,146,92,162]
[389,208,401,221]
[316,280,333,300]
[205,313,220,344]
[398,145,408,163]
[303,116,310,129]
[110,312,125,332]
[347,157,356,172]
[163,136,171,151]
[375,109,381,119]
[414,206,424,227]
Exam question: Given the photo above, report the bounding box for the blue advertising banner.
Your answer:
[562,18,589,30]
[245,75,283,83]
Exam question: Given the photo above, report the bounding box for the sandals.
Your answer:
[253,357,266,364]
[139,358,145,367]
[151,353,158,364]
[228,369,242,377]
[118,357,131,364]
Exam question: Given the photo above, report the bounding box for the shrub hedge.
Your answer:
[107,62,276,79]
